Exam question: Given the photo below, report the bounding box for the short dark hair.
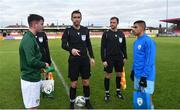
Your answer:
[71,10,82,18]
[110,17,119,24]
[134,20,146,30]
[28,14,44,27]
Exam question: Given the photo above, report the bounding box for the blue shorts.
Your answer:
[134,77,155,94]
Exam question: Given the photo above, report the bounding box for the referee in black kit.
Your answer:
[61,10,95,109]
[36,32,51,66]
[101,17,127,102]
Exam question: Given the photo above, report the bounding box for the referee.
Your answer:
[36,31,52,84]
[36,32,51,66]
[101,17,127,102]
[61,10,95,109]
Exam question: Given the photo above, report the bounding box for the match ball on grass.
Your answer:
[75,96,86,108]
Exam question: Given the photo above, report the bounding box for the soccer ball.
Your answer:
[75,96,86,108]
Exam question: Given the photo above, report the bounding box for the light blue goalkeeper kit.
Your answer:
[132,33,156,81]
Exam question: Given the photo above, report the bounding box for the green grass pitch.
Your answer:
[0,37,180,109]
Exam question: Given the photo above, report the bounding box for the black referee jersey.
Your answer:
[36,32,52,65]
[101,29,127,62]
[61,26,94,58]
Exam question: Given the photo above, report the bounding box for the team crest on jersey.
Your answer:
[137,97,143,106]
[115,34,118,37]
[138,45,142,50]
[119,38,122,43]
[38,37,43,43]
[81,35,86,41]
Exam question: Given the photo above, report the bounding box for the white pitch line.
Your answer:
[51,58,69,96]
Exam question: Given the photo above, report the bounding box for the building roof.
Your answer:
[160,18,180,24]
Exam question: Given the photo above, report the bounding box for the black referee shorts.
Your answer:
[104,57,124,73]
[68,56,91,81]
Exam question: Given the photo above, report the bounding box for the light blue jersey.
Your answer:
[132,33,156,81]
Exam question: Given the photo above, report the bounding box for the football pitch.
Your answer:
[0,37,180,109]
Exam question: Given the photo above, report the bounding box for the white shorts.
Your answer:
[21,79,41,108]
[134,77,155,94]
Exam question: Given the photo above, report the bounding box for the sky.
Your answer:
[0,0,179,28]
